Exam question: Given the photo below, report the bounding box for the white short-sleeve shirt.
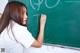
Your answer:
[0,21,35,53]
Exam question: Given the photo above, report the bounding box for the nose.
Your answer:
[25,13,27,18]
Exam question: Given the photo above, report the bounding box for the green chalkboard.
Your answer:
[9,0,80,48]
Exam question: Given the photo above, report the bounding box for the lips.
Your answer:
[25,19,28,22]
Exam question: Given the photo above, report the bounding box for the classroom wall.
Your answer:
[0,0,8,14]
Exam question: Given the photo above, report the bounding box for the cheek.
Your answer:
[23,15,26,20]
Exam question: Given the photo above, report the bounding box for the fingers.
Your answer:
[40,14,47,25]
[41,14,44,17]
[41,14,47,21]
[41,14,46,18]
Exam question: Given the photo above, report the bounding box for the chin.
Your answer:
[23,23,27,26]
[23,20,28,26]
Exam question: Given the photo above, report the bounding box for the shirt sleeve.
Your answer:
[13,24,35,48]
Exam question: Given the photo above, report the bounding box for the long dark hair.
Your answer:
[0,1,28,34]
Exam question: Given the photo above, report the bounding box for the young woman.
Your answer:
[0,1,47,53]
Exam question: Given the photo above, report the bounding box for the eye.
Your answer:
[22,12,24,16]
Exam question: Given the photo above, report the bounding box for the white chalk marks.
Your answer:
[30,0,43,11]
[33,14,40,23]
[65,0,80,3]
[30,0,60,11]
[45,0,60,8]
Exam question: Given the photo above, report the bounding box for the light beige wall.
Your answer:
[0,0,8,18]
[0,0,8,14]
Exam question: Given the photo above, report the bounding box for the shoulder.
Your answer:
[13,21,27,29]
[11,21,28,32]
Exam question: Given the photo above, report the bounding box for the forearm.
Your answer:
[37,25,45,45]
[31,14,46,47]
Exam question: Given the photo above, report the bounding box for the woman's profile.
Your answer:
[0,1,46,53]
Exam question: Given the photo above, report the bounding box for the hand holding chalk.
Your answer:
[40,14,47,26]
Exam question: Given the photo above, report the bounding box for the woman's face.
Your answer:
[22,7,28,25]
